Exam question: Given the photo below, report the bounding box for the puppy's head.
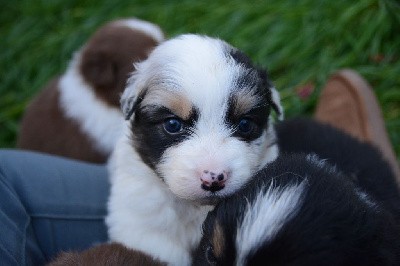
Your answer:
[79,18,164,107]
[122,34,283,204]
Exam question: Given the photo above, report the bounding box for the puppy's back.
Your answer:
[17,77,108,162]
[276,118,400,218]
[196,153,400,265]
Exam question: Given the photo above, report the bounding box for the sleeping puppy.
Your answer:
[195,118,400,265]
[106,34,283,265]
[17,18,164,163]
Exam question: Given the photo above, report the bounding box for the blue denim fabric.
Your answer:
[0,150,109,265]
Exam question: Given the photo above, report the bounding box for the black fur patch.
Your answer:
[131,105,198,171]
[228,47,280,121]
[226,98,270,142]
[276,118,400,219]
[194,118,400,265]
[226,49,273,142]
[229,49,254,70]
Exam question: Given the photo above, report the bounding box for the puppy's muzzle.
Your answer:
[200,170,229,192]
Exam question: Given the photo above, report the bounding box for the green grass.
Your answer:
[1,0,399,157]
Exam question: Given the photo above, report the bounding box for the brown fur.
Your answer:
[79,22,160,107]
[231,89,261,117]
[17,78,107,162]
[48,243,166,266]
[17,19,163,163]
[211,221,225,259]
[141,88,193,120]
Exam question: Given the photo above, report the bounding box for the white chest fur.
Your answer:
[106,126,212,265]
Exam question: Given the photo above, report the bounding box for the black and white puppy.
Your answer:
[17,18,164,163]
[195,118,400,265]
[106,34,283,265]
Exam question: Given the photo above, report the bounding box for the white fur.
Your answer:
[271,86,284,120]
[116,18,165,43]
[124,35,280,201]
[236,181,306,266]
[306,153,339,174]
[59,52,124,154]
[355,188,378,209]
[159,120,278,202]
[107,35,282,265]
[107,123,213,265]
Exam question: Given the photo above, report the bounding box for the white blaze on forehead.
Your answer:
[132,35,256,123]
[236,181,306,265]
[140,87,193,120]
[124,34,279,202]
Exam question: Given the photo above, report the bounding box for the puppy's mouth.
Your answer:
[201,181,225,193]
[197,185,229,206]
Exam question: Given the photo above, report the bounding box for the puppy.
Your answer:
[195,118,400,265]
[48,243,165,266]
[17,18,164,163]
[106,34,283,265]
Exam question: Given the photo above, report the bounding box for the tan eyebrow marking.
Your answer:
[141,87,193,119]
[231,89,262,116]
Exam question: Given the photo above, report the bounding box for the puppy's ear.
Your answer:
[120,85,137,120]
[120,74,146,120]
[258,68,284,120]
[270,87,284,120]
[80,50,117,88]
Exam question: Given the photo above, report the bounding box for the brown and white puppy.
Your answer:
[106,34,283,265]
[17,18,164,163]
[48,243,165,266]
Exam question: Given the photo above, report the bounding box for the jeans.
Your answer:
[0,149,109,265]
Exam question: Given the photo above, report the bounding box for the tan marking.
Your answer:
[141,87,193,119]
[212,221,225,258]
[232,89,261,116]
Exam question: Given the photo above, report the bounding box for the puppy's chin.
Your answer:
[180,191,228,206]
[165,177,247,206]
[180,193,224,206]
[196,196,225,206]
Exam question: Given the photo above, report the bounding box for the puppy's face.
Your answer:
[122,35,282,204]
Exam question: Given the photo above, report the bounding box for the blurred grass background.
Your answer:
[1,0,399,157]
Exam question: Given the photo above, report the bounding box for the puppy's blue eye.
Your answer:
[238,118,254,134]
[163,118,182,134]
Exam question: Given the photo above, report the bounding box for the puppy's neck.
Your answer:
[107,124,212,265]
[59,51,124,154]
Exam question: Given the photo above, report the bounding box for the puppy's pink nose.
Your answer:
[200,170,228,192]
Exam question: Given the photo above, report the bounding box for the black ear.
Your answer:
[270,86,284,120]
[257,68,284,120]
[80,50,117,88]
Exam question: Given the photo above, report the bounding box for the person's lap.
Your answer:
[0,149,109,265]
